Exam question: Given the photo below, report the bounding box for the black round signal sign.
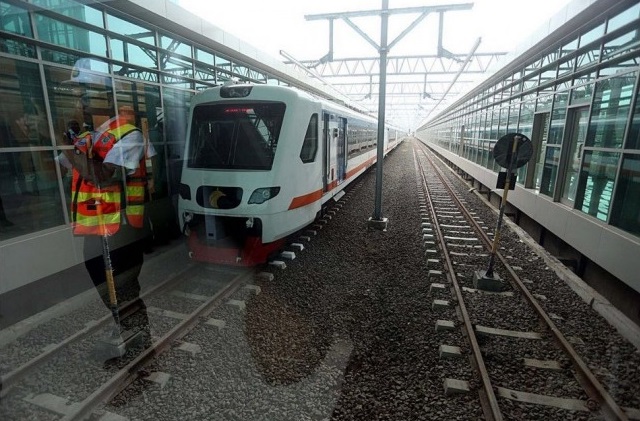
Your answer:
[493,133,533,169]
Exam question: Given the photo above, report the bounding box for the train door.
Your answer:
[336,117,347,183]
[322,112,332,192]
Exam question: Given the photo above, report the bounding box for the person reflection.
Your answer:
[57,68,155,362]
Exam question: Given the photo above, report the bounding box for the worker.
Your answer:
[58,60,155,357]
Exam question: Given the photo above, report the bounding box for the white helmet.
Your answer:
[64,58,112,88]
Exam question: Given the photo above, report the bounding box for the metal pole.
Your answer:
[485,135,520,277]
[372,0,388,221]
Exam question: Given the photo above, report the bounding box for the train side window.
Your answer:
[300,113,318,163]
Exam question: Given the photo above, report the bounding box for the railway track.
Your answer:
[413,142,638,420]
[0,261,261,420]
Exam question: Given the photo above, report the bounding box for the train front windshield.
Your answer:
[188,102,285,170]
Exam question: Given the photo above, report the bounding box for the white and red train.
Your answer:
[178,83,402,265]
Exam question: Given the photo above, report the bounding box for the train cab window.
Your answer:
[188,102,285,170]
[300,113,318,163]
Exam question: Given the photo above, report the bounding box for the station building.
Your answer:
[416,0,640,322]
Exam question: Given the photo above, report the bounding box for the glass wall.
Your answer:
[419,0,640,239]
[0,0,287,242]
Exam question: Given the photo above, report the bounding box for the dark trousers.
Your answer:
[83,224,150,335]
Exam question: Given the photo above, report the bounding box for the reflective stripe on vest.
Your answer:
[71,123,147,236]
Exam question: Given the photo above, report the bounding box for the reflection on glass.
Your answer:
[576,44,600,69]
[533,113,550,191]
[110,37,158,70]
[161,87,191,198]
[561,108,589,204]
[0,150,66,241]
[579,22,605,47]
[602,29,640,60]
[1,1,33,37]
[161,53,194,79]
[31,0,104,28]
[558,57,575,78]
[161,35,192,58]
[611,154,640,236]
[587,72,636,148]
[540,146,560,197]
[627,91,640,149]
[575,150,620,221]
[571,72,595,104]
[607,3,640,33]
[196,48,214,64]
[35,14,107,57]
[548,93,568,145]
[107,13,155,46]
[536,93,553,112]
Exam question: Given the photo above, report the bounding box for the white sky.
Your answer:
[178,0,575,60]
[176,0,576,129]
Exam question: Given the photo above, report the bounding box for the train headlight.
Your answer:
[248,187,280,204]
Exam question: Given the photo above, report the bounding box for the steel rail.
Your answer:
[420,146,629,421]
[0,263,196,399]
[61,268,253,421]
[413,148,503,421]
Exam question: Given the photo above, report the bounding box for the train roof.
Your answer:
[192,83,378,124]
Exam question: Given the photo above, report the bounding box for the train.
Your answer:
[177,83,403,265]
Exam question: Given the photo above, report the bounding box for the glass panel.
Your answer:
[610,154,640,236]
[0,35,36,58]
[548,92,568,145]
[562,108,589,204]
[110,37,157,69]
[115,81,167,201]
[602,29,640,61]
[542,48,560,67]
[539,68,556,88]
[599,58,638,77]
[586,72,636,148]
[40,47,83,66]
[579,22,605,47]
[161,35,192,58]
[35,14,107,57]
[507,103,519,132]
[628,89,640,149]
[188,103,285,170]
[0,58,66,241]
[0,58,50,147]
[571,71,596,104]
[557,57,575,78]
[575,150,620,221]
[194,61,216,85]
[1,1,33,37]
[106,13,155,46]
[561,38,578,57]
[162,87,191,198]
[540,146,559,196]
[31,0,104,28]
[162,74,191,89]
[607,3,640,33]
[536,92,553,112]
[196,48,214,64]
[161,53,193,79]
